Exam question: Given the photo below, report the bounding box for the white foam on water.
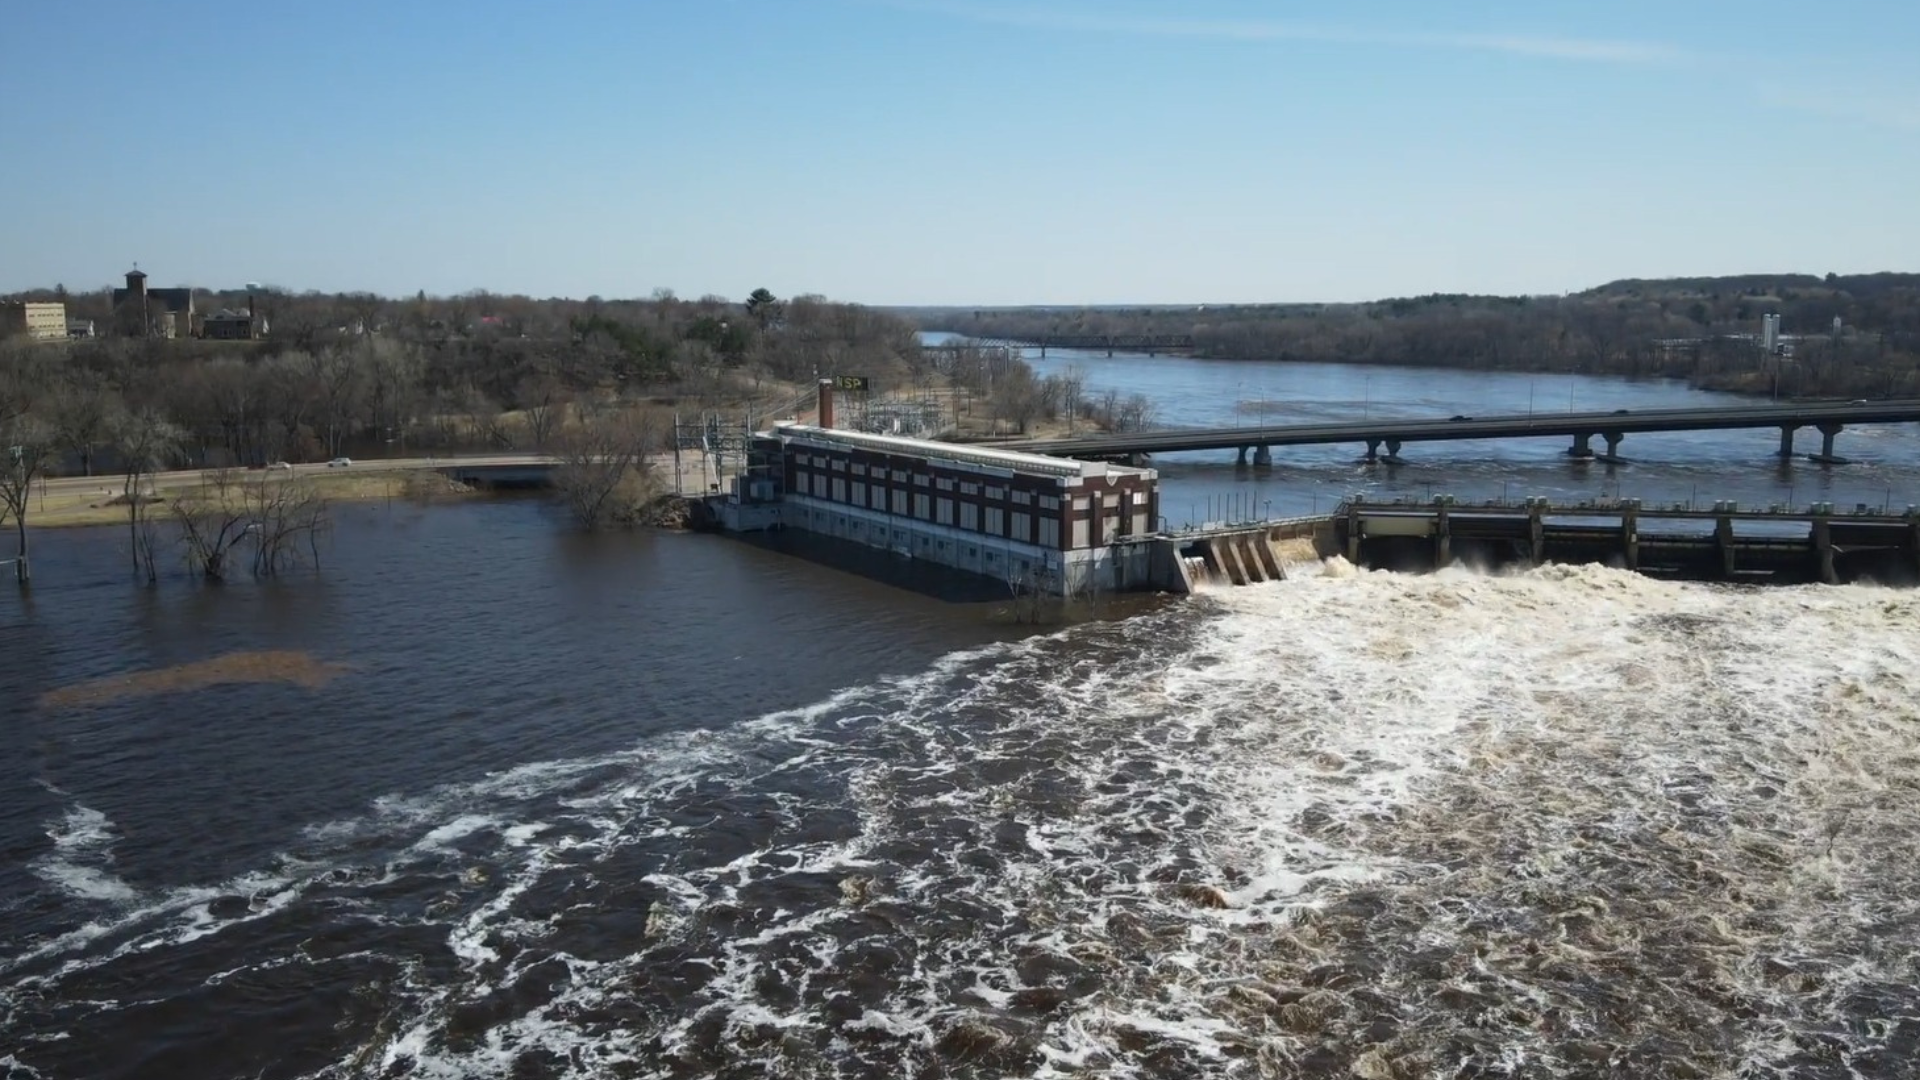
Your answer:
[10,566,1920,1079]
[29,805,138,904]
[412,814,507,856]
[0,1053,46,1079]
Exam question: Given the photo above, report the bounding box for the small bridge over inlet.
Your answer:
[991,399,1920,466]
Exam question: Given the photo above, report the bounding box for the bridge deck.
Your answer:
[991,400,1920,458]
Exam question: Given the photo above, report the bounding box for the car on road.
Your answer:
[327,457,352,468]
[1612,408,1631,415]
[1850,399,1869,406]
[268,461,292,471]
[1448,414,1472,422]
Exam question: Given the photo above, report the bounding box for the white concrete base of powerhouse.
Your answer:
[742,494,1157,596]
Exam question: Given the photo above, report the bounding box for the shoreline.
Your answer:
[23,451,730,530]
[23,468,481,530]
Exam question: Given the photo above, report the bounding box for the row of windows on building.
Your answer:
[795,471,1065,546]
[788,453,1065,508]
[790,470,1154,548]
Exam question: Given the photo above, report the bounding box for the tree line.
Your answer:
[914,272,1920,399]
[6,288,941,463]
[0,286,974,579]
[0,283,1128,577]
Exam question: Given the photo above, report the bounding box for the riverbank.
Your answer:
[24,449,737,530]
[23,468,481,529]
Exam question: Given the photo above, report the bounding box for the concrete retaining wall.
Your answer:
[780,495,1155,596]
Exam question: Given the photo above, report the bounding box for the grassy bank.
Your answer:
[25,468,478,530]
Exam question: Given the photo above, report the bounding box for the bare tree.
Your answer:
[112,408,182,581]
[552,410,661,529]
[0,414,54,585]
[990,363,1043,434]
[244,475,330,576]
[306,347,363,458]
[172,470,252,580]
[1115,393,1159,433]
[171,468,331,581]
[53,369,123,477]
[358,337,422,452]
[1059,364,1089,432]
[517,373,563,449]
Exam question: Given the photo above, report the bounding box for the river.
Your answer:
[4,357,1920,1078]
[924,333,1920,524]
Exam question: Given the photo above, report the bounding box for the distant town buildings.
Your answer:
[0,301,69,341]
[1654,310,1842,363]
[202,307,267,340]
[67,317,95,339]
[112,267,196,338]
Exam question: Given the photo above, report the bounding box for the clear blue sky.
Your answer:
[3,0,1916,305]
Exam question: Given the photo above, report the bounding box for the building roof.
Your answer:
[771,422,1154,481]
[113,286,195,311]
[125,268,147,280]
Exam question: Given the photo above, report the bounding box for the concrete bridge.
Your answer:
[991,399,1920,466]
[435,456,557,488]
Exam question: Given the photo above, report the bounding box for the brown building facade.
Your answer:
[764,423,1160,593]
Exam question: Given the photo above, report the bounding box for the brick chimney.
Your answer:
[817,378,835,430]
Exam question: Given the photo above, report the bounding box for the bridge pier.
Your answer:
[1621,500,1639,571]
[1812,516,1838,585]
[1252,445,1272,468]
[1811,423,1849,465]
[1567,432,1595,458]
[1236,446,1249,467]
[1911,514,1920,580]
[1434,501,1452,569]
[1528,501,1545,565]
[1778,425,1798,459]
[1600,432,1625,463]
[1364,439,1379,462]
[1383,439,1404,464]
[1715,514,1737,578]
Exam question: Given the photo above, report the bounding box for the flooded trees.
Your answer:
[243,475,330,576]
[111,408,182,582]
[552,408,662,529]
[172,470,330,580]
[171,471,251,580]
[0,416,53,585]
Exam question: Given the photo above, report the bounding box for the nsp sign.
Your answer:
[831,376,870,393]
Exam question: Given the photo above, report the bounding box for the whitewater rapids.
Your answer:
[5,561,1919,1079]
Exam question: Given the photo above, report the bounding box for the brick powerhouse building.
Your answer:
[766,422,1160,595]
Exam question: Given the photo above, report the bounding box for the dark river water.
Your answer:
[6,356,1920,1078]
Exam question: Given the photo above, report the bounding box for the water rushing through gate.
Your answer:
[5,499,1917,1078]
